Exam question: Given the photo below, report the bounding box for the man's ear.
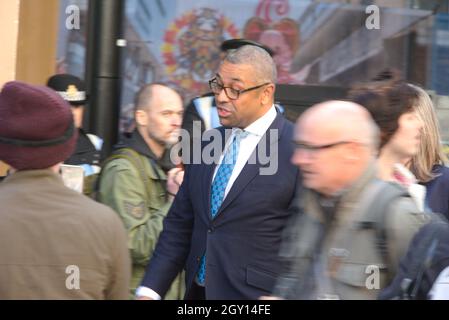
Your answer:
[135,109,148,126]
[261,84,275,105]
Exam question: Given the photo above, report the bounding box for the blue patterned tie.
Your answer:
[196,129,248,285]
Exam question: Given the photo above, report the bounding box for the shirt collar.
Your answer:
[233,105,276,137]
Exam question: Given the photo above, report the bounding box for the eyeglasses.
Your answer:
[209,78,270,100]
[293,141,353,153]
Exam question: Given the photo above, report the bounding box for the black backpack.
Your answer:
[378,214,449,300]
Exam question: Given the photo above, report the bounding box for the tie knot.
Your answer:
[234,129,249,140]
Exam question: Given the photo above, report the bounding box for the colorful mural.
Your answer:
[55,0,447,137]
[162,8,239,96]
[156,0,309,99]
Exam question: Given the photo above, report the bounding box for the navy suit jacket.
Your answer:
[141,112,300,299]
[423,165,449,220]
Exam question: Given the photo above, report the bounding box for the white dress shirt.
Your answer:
[213,105,277,198]
[135,105,277,300]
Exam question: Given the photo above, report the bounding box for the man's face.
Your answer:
[291,120,351,195]
[145,87,183,146]
[214,61,272,128]
[70,105,84,129]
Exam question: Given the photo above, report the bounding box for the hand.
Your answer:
[167,167,184,197]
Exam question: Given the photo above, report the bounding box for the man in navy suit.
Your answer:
[136,45,300,300]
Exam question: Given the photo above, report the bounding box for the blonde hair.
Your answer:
[408,84,448,182]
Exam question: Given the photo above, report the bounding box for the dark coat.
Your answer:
[423,165,449,220]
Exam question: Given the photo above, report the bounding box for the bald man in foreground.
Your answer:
[269,101,427,300]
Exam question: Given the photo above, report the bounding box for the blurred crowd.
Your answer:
[0,39,448,300]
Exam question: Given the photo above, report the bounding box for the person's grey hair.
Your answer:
[224,45,277,83]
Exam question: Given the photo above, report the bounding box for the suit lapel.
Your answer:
[213,113,285,219]
[202,162,215,221]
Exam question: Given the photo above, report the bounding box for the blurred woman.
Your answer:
[407,84,449,219]
[377,84,449,300]
[348,71,425,210]
[350,72,449,300]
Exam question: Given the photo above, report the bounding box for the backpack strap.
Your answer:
[96,147,158,201]
[356,180,411,273]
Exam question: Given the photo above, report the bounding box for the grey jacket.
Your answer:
[273,162,429,300]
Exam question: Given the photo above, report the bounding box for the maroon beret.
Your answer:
[0,81,78,170]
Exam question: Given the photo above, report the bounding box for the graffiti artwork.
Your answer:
[162,8,239,97]
[244,0,310,84]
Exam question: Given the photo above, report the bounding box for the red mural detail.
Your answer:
[256,0,290,24]
[175,18,185,29]
[256,0,270,22]
[243,16,310,84]
[274,0,289,16]
[164,30,176,43]
[163,53,175,65]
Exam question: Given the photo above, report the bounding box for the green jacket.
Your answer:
[98,131,185,299]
